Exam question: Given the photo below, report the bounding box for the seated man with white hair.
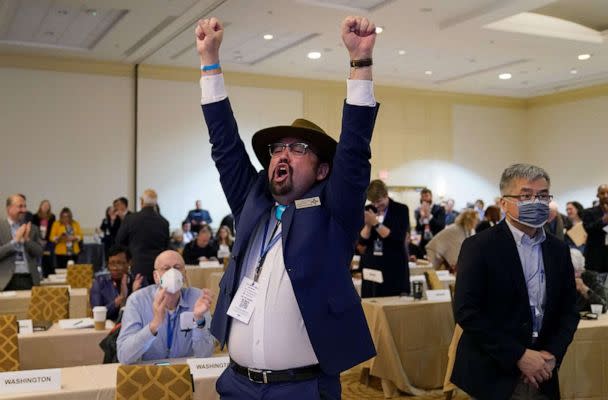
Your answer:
[572,248,607,313]
[116,250,214,364]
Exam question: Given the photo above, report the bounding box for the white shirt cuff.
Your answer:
[346,79,376,107]
[200,74,228,105]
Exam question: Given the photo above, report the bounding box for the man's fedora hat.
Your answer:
[252,119,337,169]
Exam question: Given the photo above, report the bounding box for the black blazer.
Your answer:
[359,198,410,297]
[31,214,56,242]
[582,206,608,272]
[452,222,579,400]
[115,207,169,282]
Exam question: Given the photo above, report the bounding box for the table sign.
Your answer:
[18,319,33,334]
[0,291,17,297]
[199,260,221,268]
[425,289,451,302]
[0,368,61,394]
[362,268,384,284]
[435,270,450,278]
[187,356,230,378]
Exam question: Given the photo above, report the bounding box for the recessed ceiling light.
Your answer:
[307,51,321,60]
[398,50,406,55]
[499,73,512,80]
[86,9,97,16]
[578,53,591,60]
[425,70,433,75]
[263,34,273,40]
[375,26,383,34]
[570,69,578,74]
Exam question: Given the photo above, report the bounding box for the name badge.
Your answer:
[362,268,384,284]
[226,277,259,324]
[179,311,196,331]
[295,197,321,209]
[187,356,230,378]
[18,319,33,335]
[435,270,450,278]
[0,369,61,394]
[425,289,451,302]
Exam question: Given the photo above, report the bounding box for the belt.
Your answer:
[230,360,321,384]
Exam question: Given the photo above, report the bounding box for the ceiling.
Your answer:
[2,0,608,97]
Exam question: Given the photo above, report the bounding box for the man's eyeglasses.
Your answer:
[503,194,553,203]
[268,142,310,157]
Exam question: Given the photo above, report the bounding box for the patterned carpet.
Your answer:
[340,371,470,400]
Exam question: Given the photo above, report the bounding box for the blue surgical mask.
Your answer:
[509,200,550,228]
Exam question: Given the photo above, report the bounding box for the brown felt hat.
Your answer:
[252,119,338,169]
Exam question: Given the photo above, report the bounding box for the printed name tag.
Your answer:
[18,319,33,335]
[187,356,230,378]
[0,369,61,394]
[435,270,450,278]
[362,268,384,284]
[426,289,451,302]
[226,277,259,324]
[294,197,321,209]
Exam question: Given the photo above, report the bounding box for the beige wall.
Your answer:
[2,55,605,230]
[0,67,134,229]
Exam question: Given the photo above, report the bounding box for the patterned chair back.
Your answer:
[424,270,444,291]
[27,286,69,322]
[0,314,19,372]
[66,264,94,289]
[115,364,193,400]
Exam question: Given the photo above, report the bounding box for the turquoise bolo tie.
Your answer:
[275,205,287,221]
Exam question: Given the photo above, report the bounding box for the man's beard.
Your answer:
[270,176,293,196]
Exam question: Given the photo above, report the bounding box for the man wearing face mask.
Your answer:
[452,164,579,400]
[197,16,378,398]
[116,250,214,364]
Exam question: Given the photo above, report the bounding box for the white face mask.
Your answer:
[159,267,184,294]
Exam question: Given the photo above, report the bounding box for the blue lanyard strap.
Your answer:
[166,312,176,351]
[254,206,286,282]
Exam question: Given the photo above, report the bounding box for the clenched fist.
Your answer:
[341,16,376,60]
[195,18,223,66]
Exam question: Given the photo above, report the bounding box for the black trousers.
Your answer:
[5,273,33,290]
[56,254,78,269]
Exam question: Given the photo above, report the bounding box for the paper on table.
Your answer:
[58,318,94,329]
[0,291,17,297]
[199,260,221,268]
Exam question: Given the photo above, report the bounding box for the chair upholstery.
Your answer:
[66,264,94,289]
[27,286,69,322]
[424,270,444,290]
[443,323,464,398]
[116,364,193,400]
[0,314,19,372]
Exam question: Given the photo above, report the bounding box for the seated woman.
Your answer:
[572,248,607,313]
[50,207,83,268]
[183,225,218,265]
[90,245,145,321]
[425,209,479,272]
[215,225,234,260]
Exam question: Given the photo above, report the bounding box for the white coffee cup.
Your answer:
[67,260,75,266]
[92,306,107,330]
[590,304,603,315]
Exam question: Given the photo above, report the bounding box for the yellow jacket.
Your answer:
[50,220,83,255]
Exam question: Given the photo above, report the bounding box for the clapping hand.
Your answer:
[193,289,214,321]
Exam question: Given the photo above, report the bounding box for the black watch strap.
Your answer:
[350,58,373,68]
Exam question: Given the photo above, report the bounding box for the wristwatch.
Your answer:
[350,58,373,68]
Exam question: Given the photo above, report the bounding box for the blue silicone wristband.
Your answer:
[200,63,221,72]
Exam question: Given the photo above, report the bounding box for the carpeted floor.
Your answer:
[340,371,470,400]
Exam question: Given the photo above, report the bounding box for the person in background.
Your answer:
[216,225,234,251]
[169,230,185,252]
[186,200,213,233]
[50,207,83,269]
[182,220,195,244]
[415,188,446,254]
[183,225,218,265]
[359,180,410,297]
[426,209,478,272]
[31,199,56,277]
[444,198,459,226]
[110,197,131,241]
[116,189,170,284]
[544,201,567,241]
[99,206,116,260]
[90,245,145,321]
[571,248,607,314]
[473,199,485,222]
[565,201,586,251]
[0,194,43,290]
[219,213,235,236]
[583,184,608,273]
[475,205,501,233]
[116,250,214,364]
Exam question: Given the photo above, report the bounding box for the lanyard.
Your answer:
[254,219,282,282]
[166,312,176,351]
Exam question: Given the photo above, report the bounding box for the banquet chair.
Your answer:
[115,364,193,400]
[27,286,69,322]
[0,314,20,371]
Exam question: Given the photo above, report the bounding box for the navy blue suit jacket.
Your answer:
[202,98,378,375]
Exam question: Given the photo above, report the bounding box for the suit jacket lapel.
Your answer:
[540,240,555,317]
[0,220,11,244]
[281,183,324,250]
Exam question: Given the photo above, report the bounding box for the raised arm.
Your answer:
[196,18,258,217]
[326,16,380,236]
